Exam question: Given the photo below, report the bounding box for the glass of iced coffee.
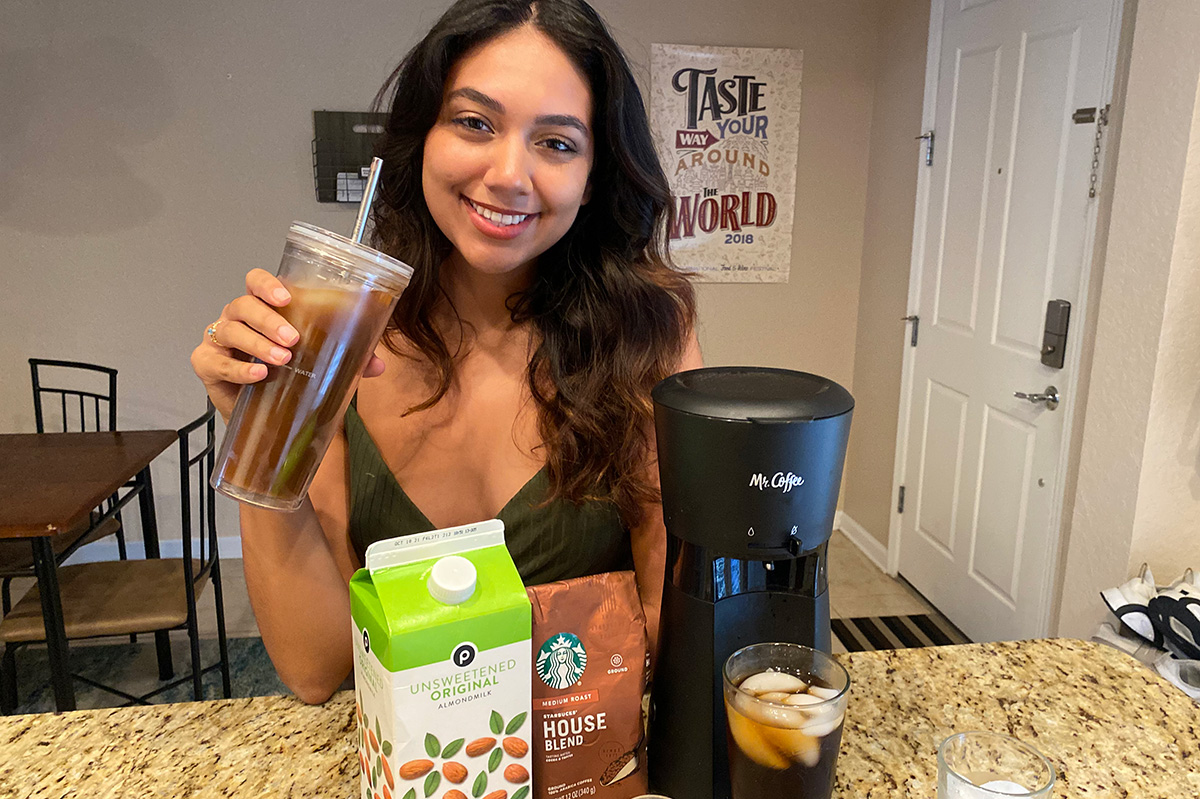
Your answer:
[211,222,412,510]
[722,643,849,799]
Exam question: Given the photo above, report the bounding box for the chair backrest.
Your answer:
[30,359,118,433]
[178,400,219,586]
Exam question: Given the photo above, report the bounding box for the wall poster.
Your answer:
[650,44,802,283]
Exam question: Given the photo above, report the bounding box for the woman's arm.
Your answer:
[238,426,360,704]
[192,268,374,704]
[630,332,703,665]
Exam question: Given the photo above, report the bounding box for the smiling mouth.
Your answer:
[465,197,535,227]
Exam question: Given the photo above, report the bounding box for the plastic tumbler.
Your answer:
[723,643,850,799]
[211,222,412,510]
[937,731,1055,798]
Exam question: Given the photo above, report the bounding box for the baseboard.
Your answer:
[64,536,244,564]
[834,511,890,573]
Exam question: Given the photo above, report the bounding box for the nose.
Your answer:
[484,134,533,198]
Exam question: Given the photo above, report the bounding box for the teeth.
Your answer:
[469,200,528,227]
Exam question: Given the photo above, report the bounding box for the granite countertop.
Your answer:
[2,639,1196,797]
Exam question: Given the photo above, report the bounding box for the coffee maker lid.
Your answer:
[653,367,854,422]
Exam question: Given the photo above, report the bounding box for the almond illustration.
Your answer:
[501,737,528,758]
[465,737,497,757]
[369,729,380,752]
[482,792,508,799]
[503,764,529,784]
[382,757,394,789]
[444,792,468,799]
[442,762,468,784]
[399,759,435,780]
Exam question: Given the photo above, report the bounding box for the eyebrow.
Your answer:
[447,87,591,137]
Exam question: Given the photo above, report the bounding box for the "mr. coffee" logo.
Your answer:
[748,472,805,493]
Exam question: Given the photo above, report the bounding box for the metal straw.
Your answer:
[351,157,384,244]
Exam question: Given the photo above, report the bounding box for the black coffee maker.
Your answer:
[647,367,853,799]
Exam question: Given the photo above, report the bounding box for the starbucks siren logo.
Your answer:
[536,632,588,689]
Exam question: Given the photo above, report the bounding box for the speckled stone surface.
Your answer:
[835,639,1199,797]
[2,639,1196,798]
[1,693,359,798]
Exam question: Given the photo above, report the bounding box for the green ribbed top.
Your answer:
[344,403,633,585]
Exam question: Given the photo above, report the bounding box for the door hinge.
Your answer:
[915,131,934,166]
[897,485,906,514]
[902,315,919,346]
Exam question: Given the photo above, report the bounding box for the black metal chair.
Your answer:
[1,361,130,627]
[27,358,130,559]
[0,401,233,710]
[29,359,118,434]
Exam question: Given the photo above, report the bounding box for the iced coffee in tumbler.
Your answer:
[211,222,412,510]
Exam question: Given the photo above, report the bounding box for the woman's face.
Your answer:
[423,26,595,283]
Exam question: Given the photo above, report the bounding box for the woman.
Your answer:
[191,0,699,704]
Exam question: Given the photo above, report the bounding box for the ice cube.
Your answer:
[739,670,808,695]
[760,725,821,768]
[807,685,841,701]
[799,709,844,738]
[782,692,824,707]
[732,689,807,728]
[724,698,789,770]
[757,691,792,703]
[979,780,1028,794]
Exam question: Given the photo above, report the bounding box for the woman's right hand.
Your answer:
[191,268,386,421]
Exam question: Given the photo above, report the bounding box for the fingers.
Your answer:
[191,270,299,407]
[191,343,267,385]
[217,318,295,367]
[246,268,292,307]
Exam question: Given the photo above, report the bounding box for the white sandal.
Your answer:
[1154,651,1200,701]
[1091,622,1163,666]
[1100,563,1163,648]
[1149,568,1200,660]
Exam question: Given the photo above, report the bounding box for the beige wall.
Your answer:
[0,0,885,543]
[1057,0,1200,637]
[1134,81,1200,570]
[661,0,880,387]
[840,0,931,549]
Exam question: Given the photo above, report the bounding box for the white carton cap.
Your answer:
[427,555,477,605]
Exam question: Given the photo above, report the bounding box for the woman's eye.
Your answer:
[541,137,578,154]
[453,115,492,133]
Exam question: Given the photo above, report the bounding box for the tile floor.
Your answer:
[825,530,935,619]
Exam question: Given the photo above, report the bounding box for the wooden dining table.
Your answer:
[0,430,177,712]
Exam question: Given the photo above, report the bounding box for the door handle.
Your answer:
[1013,386,1060,411]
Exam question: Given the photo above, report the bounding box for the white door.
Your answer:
[894,0,1121,641]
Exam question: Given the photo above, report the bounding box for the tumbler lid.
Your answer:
[288,222,413,292]
[652,367,853,422]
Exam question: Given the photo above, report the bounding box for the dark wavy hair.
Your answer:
[369,0,695,527]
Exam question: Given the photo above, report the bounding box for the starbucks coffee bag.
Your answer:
[526,572,649,799]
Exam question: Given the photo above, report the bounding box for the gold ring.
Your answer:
[206,320,223,347]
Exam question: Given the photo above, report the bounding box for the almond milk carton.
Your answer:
[351,520,533,799]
